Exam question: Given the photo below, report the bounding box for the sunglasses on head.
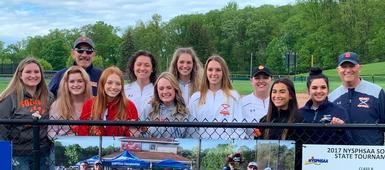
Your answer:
[75,48,94,54]
[248,165,258,169]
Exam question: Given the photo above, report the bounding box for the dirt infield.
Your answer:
[297,93,309,108]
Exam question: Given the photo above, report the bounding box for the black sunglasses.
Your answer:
[248,165,258,169]
[75,48,94,55]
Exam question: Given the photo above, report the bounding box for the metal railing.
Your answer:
[1,119,384,170]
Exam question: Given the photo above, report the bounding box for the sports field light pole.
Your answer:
[99,136,102,161]
[250,53,253,77]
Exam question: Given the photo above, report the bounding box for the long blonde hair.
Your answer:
[56,66,92,119]
[168,47,203,97]
[0,57,50,114]
[91,66,128,121]
[149,72,189,120]
[199,55,234,105]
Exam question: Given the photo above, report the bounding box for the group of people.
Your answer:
[0,35,384,169]
[80,160,102,170]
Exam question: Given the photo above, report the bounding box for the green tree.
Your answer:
[165,14,212,64]
[3,40,28,64]
[118,28,136,71]
[266,37,287,74]
[133,14,166,70]
[368,28,385,61]
[37,58,53,70]
[65,144,84,165]
[40,38,68,70]
[54,142,68,166]
[82,21,121,68]
[201,143,235,169]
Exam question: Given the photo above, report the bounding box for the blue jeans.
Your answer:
[13,154,51,170]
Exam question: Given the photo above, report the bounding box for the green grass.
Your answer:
[322,61,385,76]
[0,80,9,92]
[298,61,385,82]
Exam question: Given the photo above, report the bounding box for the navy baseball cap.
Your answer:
[338,52,359,66]
[73,36,94,49]
[252,65,272,77]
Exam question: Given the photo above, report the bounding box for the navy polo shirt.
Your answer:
[48,64,102,97]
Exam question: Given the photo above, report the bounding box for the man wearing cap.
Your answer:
[241,65,273,138]
[79,161,89,170]
[247,161,258,170]
[94,160,103,170]
[223,153,244,170]
[329,52,385,145]
[48,35,102,97]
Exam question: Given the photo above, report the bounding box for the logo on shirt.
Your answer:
[357,97,370,108]
[91,81,98,87]
[20,99,45,114]
[220,104,230,116]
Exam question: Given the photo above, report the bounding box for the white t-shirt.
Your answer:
[179,80,190,105]
[124,81,153,120]
[241,93,269,138]
[188,89,244,139]
[241,93,269,123]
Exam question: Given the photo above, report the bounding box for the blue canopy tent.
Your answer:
[104,150,150,168]
[75,155,101,166]
[153,159,190,170]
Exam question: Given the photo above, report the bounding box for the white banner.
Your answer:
[302,144,385,170]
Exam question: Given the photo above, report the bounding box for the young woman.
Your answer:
[142,72,191,138]
[168,47,203,104]
[256,77,303,170]
[258,78,303,140]
[125,50,158,119]
[189,55,243,139]
[0,57,54,169]
[49,66,92,138]
[77,66,139,136]
[299,67,350,144]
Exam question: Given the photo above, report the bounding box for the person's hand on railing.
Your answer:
[253,128,262,138]
[331,117,345,125]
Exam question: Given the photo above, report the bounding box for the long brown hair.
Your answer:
[199,55,235,105]
[56,66,92,119]
[127,50,158,84]
[91,66,128,120]
[0,57,50,114]
[264,78,299,140]
[149,72,189,120]
[168,47,203,97]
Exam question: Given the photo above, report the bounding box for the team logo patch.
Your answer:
[91,81,97,87]
[258,65,264,70]
[220,104,230,116]
[345,52,351,58]
[357,97,370,108]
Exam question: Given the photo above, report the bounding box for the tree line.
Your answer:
[0,0,384,75]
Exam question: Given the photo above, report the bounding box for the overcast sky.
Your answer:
[0,0,294,46]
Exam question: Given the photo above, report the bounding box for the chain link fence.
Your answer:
[1,118,385,170]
